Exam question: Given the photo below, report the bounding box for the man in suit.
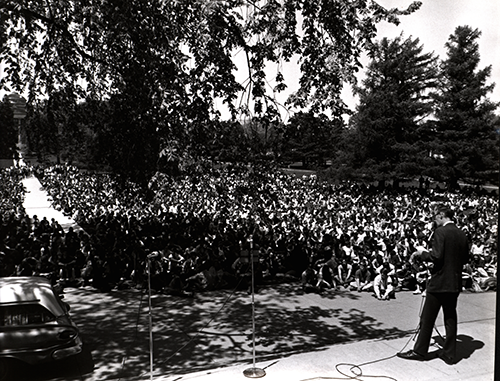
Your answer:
[397,204,469,365]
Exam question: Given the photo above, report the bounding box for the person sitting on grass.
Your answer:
[374,267,396,300]
[314,259,337,292]
[301,265,319,293]
[335,257,354,289]
[414,263,430,294]
[350,259,372,292]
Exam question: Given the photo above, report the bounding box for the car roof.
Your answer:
[0,277,65,316]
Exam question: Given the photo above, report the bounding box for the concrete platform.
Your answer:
[147,289,497,381]
[20,284,491,381]
[156,321,493,381]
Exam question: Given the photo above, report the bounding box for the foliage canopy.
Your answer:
[1,0,422,181]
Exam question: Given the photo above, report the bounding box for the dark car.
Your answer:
[0,276,83,380]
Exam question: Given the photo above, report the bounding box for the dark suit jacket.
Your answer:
[422,222,469,293]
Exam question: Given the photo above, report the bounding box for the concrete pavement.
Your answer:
[21,175,82,232]
[153,321,493,381]
[35,284,493,381]
[145,289,497,381]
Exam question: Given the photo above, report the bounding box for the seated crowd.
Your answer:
[0,163,497,299]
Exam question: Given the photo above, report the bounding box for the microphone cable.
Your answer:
[136,276,245,379]
[299,292,430,381]
[121,283,442,381]
[298,323,419,381]
[117,286,146,381]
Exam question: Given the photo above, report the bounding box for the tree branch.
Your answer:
[2,2,96,62]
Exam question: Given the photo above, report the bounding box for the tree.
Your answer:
[23,101,51,162]
[348,35,438,183]
[206,121,250,162]
[281,112,343,168]
[0,97,17,159]
[22,88,85,164]
[1,0,422,182]
[430,26,499,188]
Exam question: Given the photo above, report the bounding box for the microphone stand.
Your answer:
[243,237,266,378]
[147,254,155,381]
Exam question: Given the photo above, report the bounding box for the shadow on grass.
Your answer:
[17,282,412,380]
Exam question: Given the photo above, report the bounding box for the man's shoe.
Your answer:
[397,350,425,361]
[438,353,455,365]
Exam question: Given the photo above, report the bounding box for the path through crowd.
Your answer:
[21,175,83,233]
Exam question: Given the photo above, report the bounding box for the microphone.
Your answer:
[147,251,159,259]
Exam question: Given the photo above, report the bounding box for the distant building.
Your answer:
[5,93,27,150]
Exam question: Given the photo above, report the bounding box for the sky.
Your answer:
[2,1,498,121]
[221,0,500,122]
[254,0,500,120]
[340,0,500,112]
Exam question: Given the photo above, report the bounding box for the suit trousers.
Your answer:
[414,291,459,360]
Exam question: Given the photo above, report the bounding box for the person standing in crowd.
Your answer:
[397,204,470,365]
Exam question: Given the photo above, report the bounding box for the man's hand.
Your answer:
[415,246,427,255]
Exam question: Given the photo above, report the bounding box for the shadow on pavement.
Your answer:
[13,283,414,380]
[433,334,485,364]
